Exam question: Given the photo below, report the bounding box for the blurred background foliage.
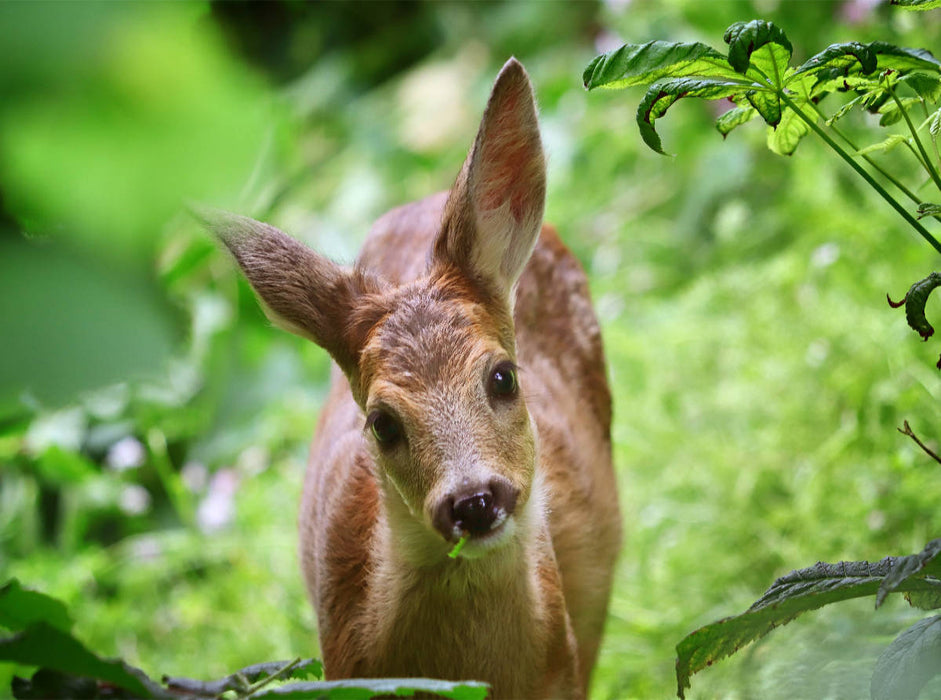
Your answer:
[1,1,939,698]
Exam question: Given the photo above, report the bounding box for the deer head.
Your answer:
[200,58,546,561]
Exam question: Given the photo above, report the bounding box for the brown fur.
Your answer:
[208,59,621,699]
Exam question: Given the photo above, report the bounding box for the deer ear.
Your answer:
[433,57,546,302]
[194,207,380,384]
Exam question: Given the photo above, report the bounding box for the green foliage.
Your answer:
[675,540,941,698]
[0,580,488,700]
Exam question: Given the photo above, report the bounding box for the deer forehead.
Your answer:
[358,281,513,397]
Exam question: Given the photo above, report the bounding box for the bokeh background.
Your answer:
[1,1,940,698]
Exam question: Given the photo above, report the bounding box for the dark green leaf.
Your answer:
[723,20,793,81]
[0,580,72,634]
[793,42,877,78]
[675,558,941,698]
[901,72,941,101]
[871,615,941,700]
[871,42,941,73]
[767,101,816,156]
[715,105,758,137]
[12,668,98,700]
[746,89,782,126]
[636,77,751,154]
[891,0,941,10]
[583,41,740,90]
[0,623,162,698]
[878,538,941,606]
[252,678,489,700]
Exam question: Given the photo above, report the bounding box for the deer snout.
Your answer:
[432,478,519,542]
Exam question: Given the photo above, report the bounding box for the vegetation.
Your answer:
[2,2,940,698]
[584,13,941,697]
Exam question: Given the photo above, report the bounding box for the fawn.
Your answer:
[202,58,621,699]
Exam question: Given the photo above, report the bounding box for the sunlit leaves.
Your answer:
[585,21,941,158]
[582,41,740,90]
[891,0,941,11]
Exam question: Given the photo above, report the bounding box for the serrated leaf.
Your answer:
[891,0,941,10]
[583,41,741,90]
[926,107,941,135]
[746,89,782,126]
[878,538,941,606]
[675,558,941,698]
[637,78,752,154]
[251,678,489,700]
[826,94,867,125]
[871,615,941,700]
[0,580,72,634]
[716,105,758,137]
[723,20,793,82]
[794,42,878,78]
[855,134,909,156]
[901,72,941,101]
[871,42,941,73]
[879,96,922,126]
[767,100,817,156]
[0,623,162,698]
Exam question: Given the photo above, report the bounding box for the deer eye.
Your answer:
[489,362,518,399]
[368,410,403,448]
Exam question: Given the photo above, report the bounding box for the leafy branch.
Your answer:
[584,19,941,366]
[675,540,941,699]
[0,580,488,700]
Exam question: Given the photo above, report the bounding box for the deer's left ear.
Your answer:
[433,58,546,303]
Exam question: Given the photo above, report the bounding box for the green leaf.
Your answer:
[675,558,941,699]
[891,0,941,10]
[901,72,941,101]
[636,77,751,154]
[35,446,97,485]
[251,678,489,700]
[163,659,324,696]
[917,202,941,219]
[715,105,758,137]
[878,538,941,606]
[926,106,941,135]
[870,615,941,700]
[767,100,817,156]
[793,42,877,78]
[871,42,941,73]
[583,41,741,91]
[0,580,72,633]
[723,20,793,83]
[746,89,782,126]
[0,623,162,698]
[879,96,922,126]
[855,134,909,156]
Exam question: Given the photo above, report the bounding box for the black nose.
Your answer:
[432,478,519,541]
[453,492,496,535]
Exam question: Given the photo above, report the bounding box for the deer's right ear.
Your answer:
[194,208,382,385]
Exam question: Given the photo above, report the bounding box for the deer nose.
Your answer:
[432,478,519,541]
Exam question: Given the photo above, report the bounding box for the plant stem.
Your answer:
[886,81,941,192]
[779,91,941,256]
